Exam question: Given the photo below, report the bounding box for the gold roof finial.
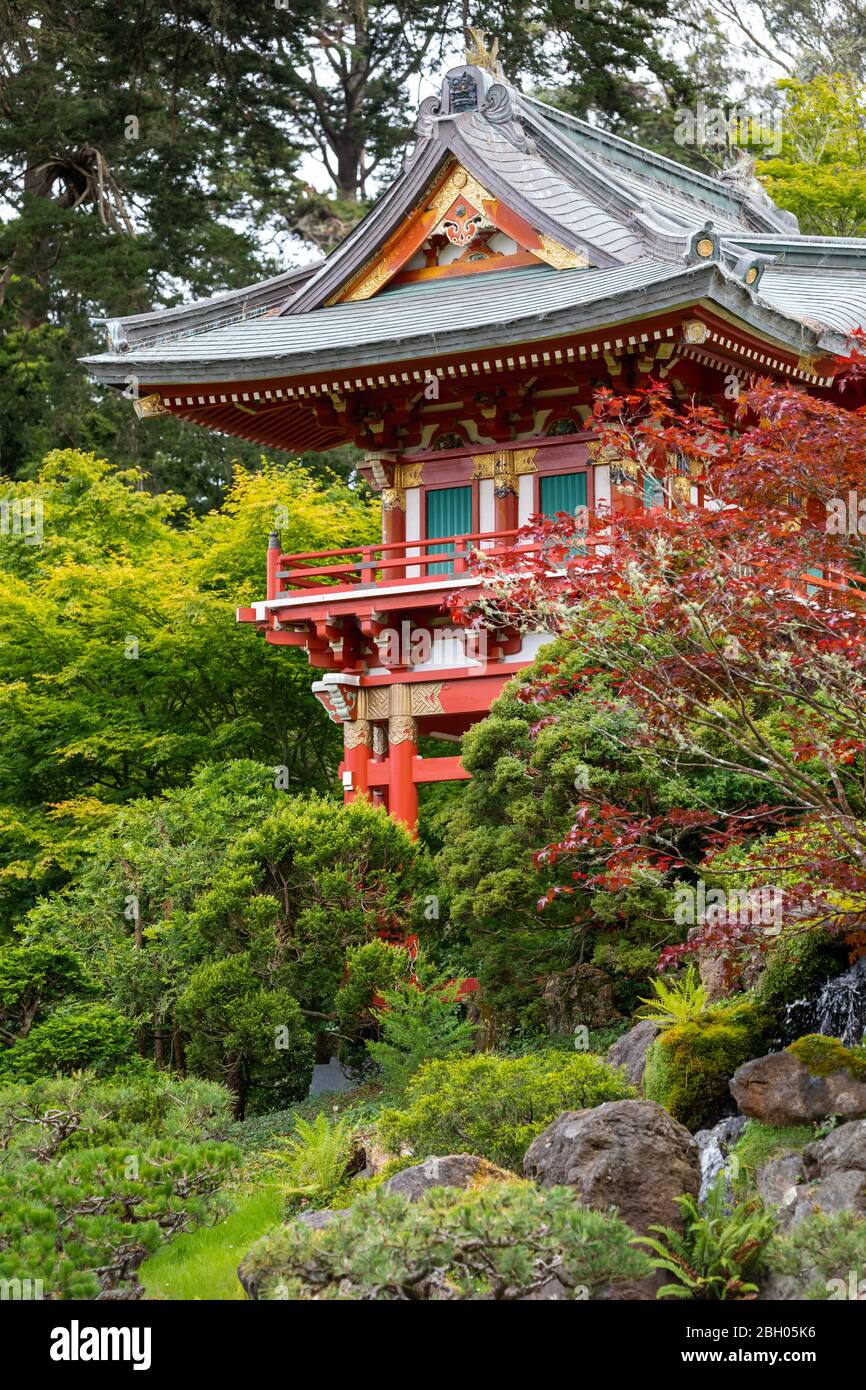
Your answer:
[464,28,504,79]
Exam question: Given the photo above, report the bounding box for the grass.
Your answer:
[730,1119,818,1195]
[140,1185,285,1300]
[141,1086,380,1299]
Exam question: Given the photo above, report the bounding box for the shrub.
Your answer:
[639,1174,776,1299]
[435,636,780,1032]
[643,997,766,1130]
[0,1072,237,1298]
[378,1050,634,1171]
[240,1182,652,1300]
[333,939,408,1032]
[756,926,842,1019]
[0,943,93,1044]
[176,955,312,1119]
[787,1033,866,1080]
[366,959,474,1098]
[761,1211,866,1299]
[0,1002,135,1081]
[189,794,428,1017]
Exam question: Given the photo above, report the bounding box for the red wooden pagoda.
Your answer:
[84,39,865,831]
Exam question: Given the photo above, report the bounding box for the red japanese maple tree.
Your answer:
[449,369,866,974]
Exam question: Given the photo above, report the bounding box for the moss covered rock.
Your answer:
[643,1003,765,1130]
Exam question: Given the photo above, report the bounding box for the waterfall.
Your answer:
[695,1115,747,1203]
[783,955,866,1048]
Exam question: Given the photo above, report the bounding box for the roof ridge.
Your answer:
[522,93,795,236]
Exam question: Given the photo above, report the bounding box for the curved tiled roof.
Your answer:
[83,60,864,383]
[758,269,866,335]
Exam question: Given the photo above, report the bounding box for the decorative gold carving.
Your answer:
[336,163,494,305]
[494,452,517,497]
[472,448,536,484]
[536,234,587,271]
[426,164,494,224]
[344,719,372,750]
[672,475,692,503]
[372,724,388,757]
[390,684,412,717]
[682,319,708,344]
[465,27,504,77]
[341,259,394,304]
[513,448,538,475]
[133,393,170,419]
[381,487,405,512]
[411,682,445,717]
[366,687,391,722]
[695,237,715,258]
[394,461,424,489]
[388,714,418,745]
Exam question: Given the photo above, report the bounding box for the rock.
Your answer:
[381,1153,513,1202]
[788,1170,866,1228]
[755,1121,866,1232]
[543,964,621,1035]
[523,1099,700,1235]
[605,1020,660,1093]
[803,1118,866,1177]
[295,1208,336,1230]
[730,1050,866,1125]
[756,1154,805,1208]
[357,1137,393,1179]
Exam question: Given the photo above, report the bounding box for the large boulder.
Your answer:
[755,1119,866,1231]
[542,964,621,1035]
[730,1051,866,1125]
[523,1099,700,1235]
[606,1020,661,1092]
[803,1118,866,1177]
[381,1153,512,1201]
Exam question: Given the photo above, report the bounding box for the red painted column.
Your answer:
[388,685,418,833]
[382,487,406,580]
[343,720,371,803]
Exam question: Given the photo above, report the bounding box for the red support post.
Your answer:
[343,721,371,803]
[388,686,418,833]
[267,530,281,601]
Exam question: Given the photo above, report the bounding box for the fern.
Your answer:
[639,965,760,1031]
[265,1112,357,1203]
[636,1174,776,1299]
[638,965,709,1027]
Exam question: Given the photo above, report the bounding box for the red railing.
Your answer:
[265,529,866,604]
[266,527,550,599]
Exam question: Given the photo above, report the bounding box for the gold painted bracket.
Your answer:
[133,393,170,419]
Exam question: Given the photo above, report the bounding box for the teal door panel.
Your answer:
[426,485,472,574]
[539,471,588,517]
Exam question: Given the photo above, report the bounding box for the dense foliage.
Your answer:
[0,452,376,928]
[0,1071,236,1298]
[241,1182,652,1300]
[379,1050,633,1171]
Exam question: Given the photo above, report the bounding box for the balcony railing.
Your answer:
[264,527,866,605]
[266,527,550,600]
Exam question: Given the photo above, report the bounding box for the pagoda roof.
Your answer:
[83,60,866,395]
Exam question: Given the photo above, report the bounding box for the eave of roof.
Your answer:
[102,262,319,350]
[83,258,846,390]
